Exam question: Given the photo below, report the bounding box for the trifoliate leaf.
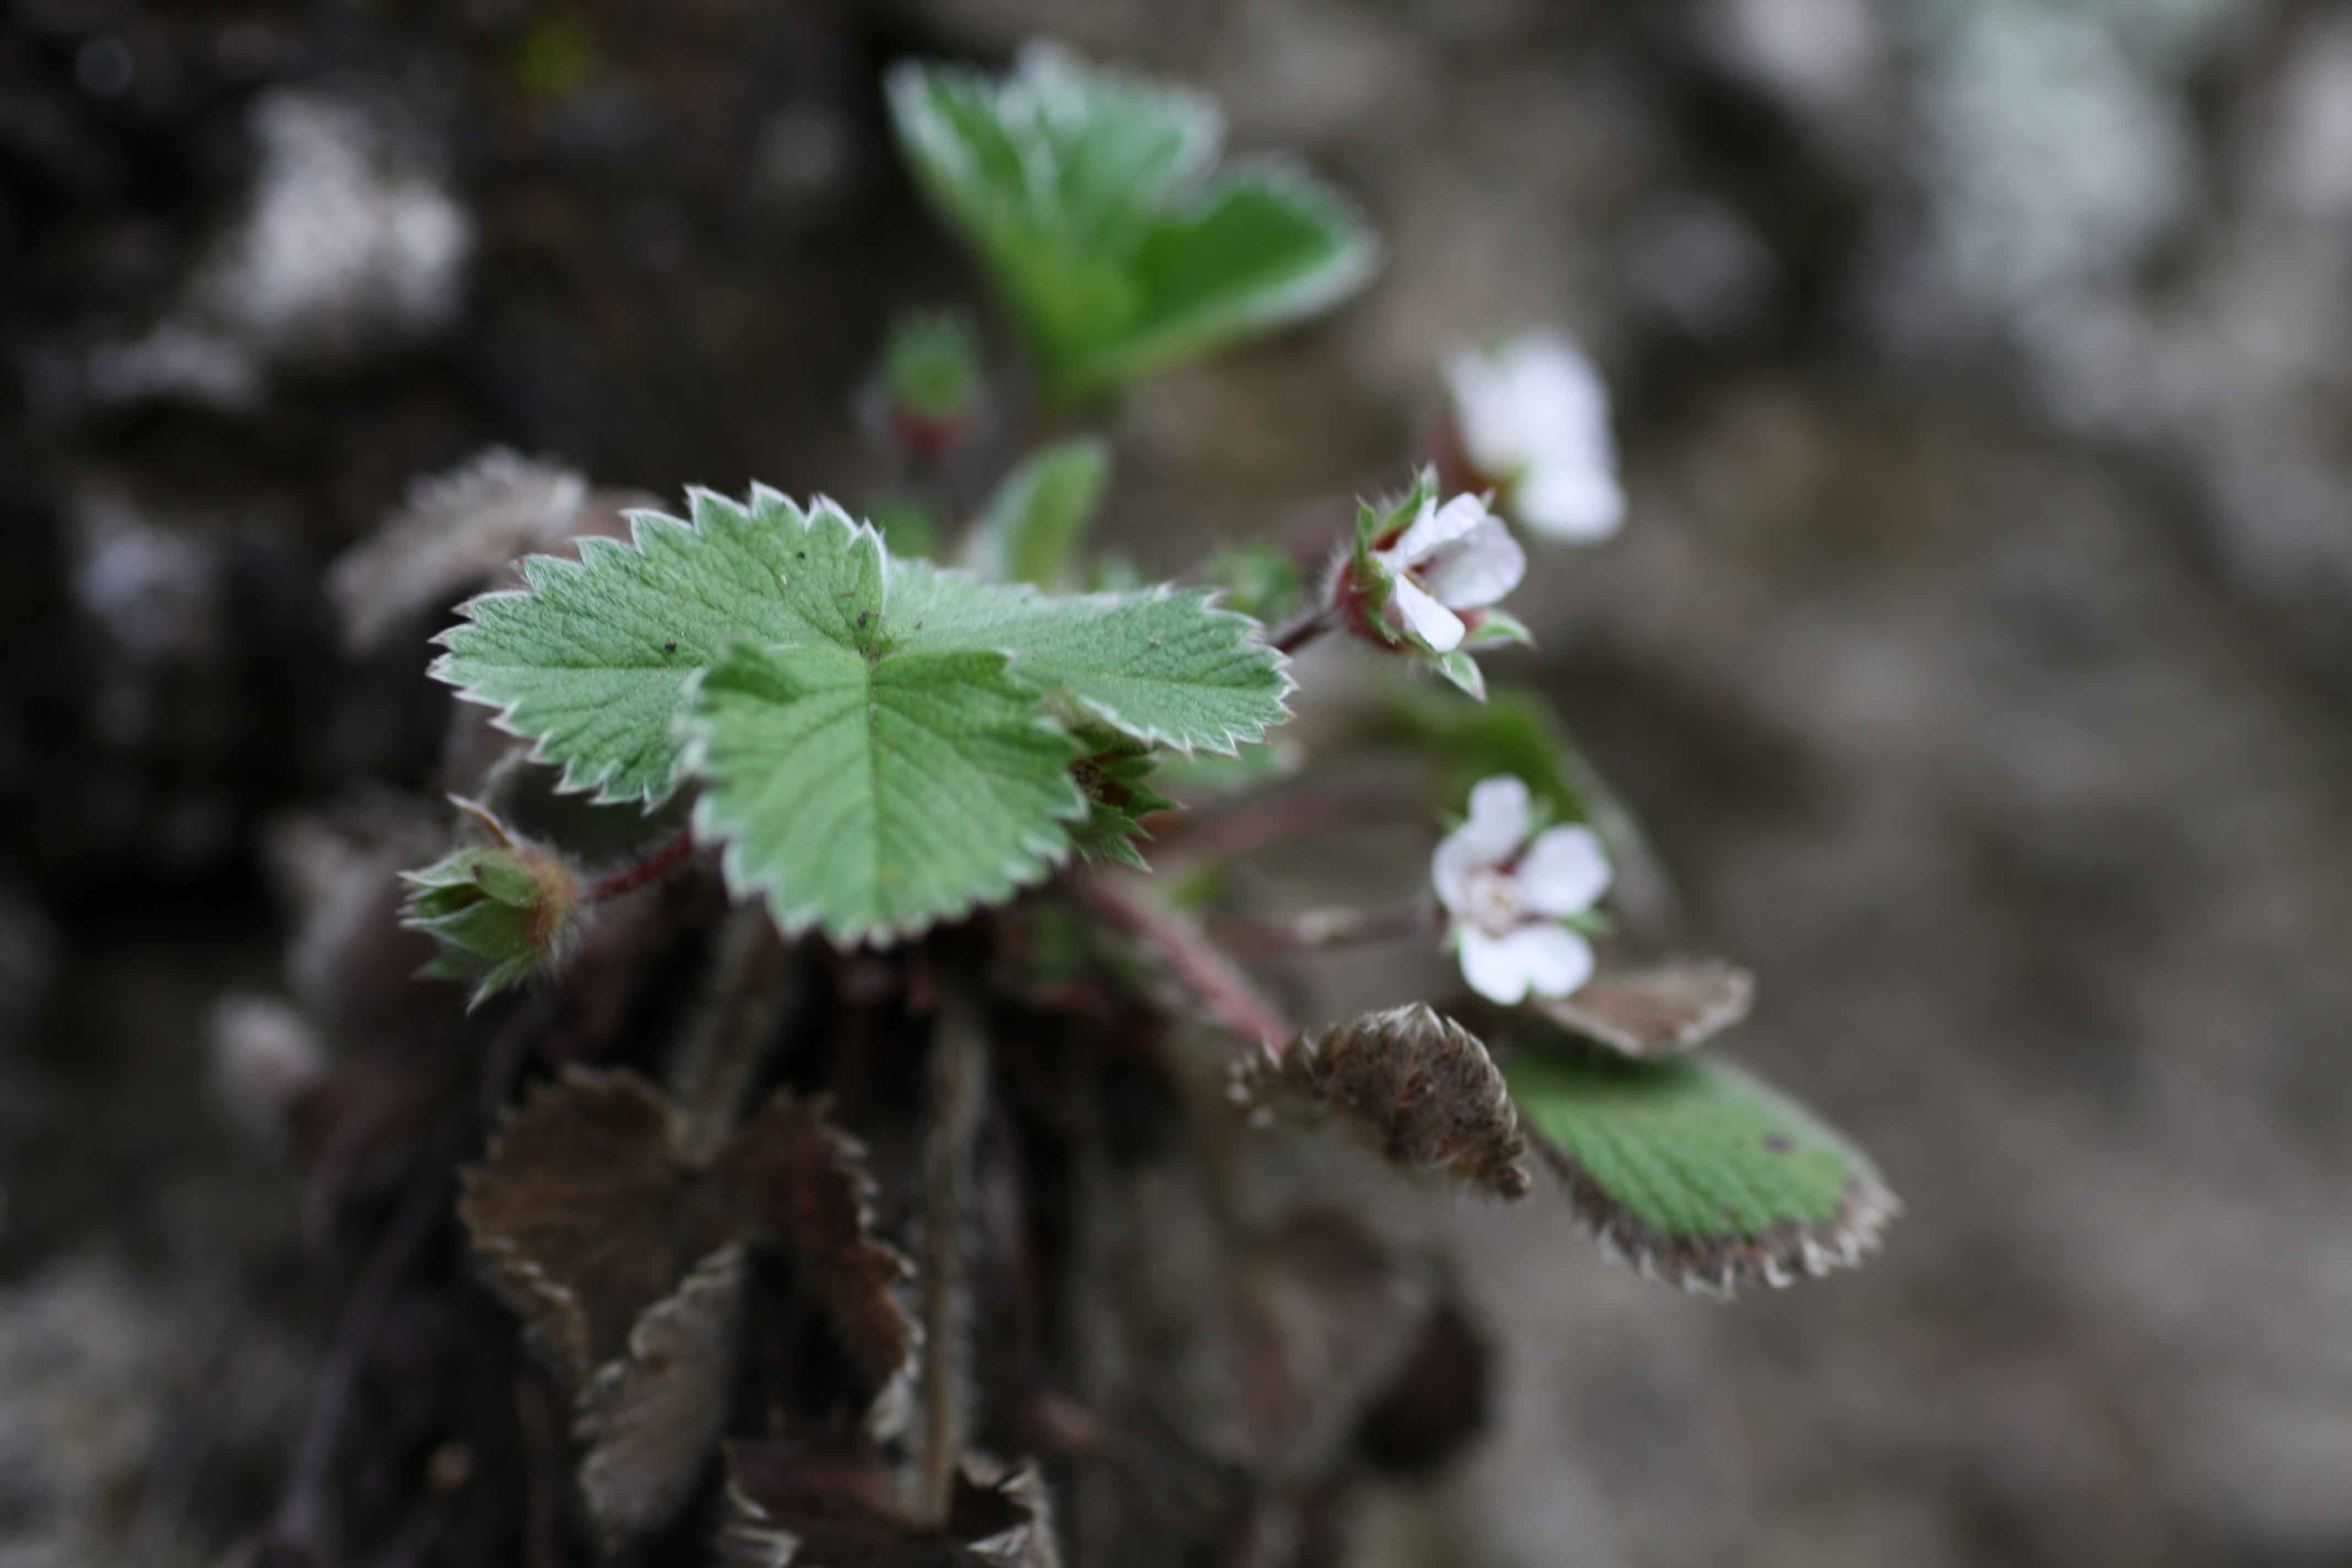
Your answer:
[1231,1004,1531,1198]
[1532,957,1754,1059]
[688,640,1085,944]
[887,43,1376,401]
[433,490,884,805]
[434,487,1288,940]
[1504,1040,1897,1297]
[963,436,1110,587]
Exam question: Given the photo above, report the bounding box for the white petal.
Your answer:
[1461,775,1532,854]
[1516,825,1612,916]
[1502,332,1610,455]
[1515,461,1624,541]
[1387,575,1466,652]
[1385,492,1489,570]
[1418,511,1526,609]
[1431,830,1483,912]
[1457,923,1594,1004]
[1446,352,1529,477]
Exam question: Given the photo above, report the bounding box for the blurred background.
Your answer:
[4,0,2350,1564]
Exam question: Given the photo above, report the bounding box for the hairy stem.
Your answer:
[1152,771,1424,873]
[668,908,795,1162]
[1074,873,1290,1049]
[1268,604,1334,655]
[918,984,989,1522]
[583,827,699,905]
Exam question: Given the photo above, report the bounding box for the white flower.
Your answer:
[1366,492,1526,654]
[1433,776,1611,1005]
[1446,330,1625,542]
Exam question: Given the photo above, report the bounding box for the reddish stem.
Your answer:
[1269,605,1333,656]
[1073,874,1290,1051]
[584,827,698,904]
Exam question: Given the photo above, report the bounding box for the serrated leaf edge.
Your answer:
[1528,1059,1901,1300]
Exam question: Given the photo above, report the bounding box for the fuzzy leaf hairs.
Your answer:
[431,487,1287,944]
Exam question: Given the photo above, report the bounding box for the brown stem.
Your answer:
[1209,896,1438,955]
[1072,873,1290,1050]
[583,826,698,905]
[668,908,796,1163]
[919,984,989,1522]
[271,1114,460,1555]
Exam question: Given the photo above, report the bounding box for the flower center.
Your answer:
[1461,865,1523,938]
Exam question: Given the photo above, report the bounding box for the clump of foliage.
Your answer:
[258,39,1894,1567]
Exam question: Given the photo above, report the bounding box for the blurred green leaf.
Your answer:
[887,42,1378,401]
[964,436,1111,587]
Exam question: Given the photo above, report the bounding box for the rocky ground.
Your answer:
[4,1,2348,1564]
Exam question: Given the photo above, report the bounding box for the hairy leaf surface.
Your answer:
[1505,1040,1896,1296]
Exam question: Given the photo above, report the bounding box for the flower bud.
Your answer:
[872,308,984,460]
[400,817,581,1008]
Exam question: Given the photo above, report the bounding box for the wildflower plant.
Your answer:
[309,36,1902,1563]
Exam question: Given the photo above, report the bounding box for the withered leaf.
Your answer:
[459,1069,734,1385]
[329,449,650,652]
[1228,1003,1531,1198]
[1532,958,1754,1059]
[716,1092,919,1396]
[720,1436,1058,1568]
[462,1071,921,1550]
[575,1244,747,1549]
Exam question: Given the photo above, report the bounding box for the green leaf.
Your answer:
[436,488,1287,802]
[877,308,983,427]
[1064,162,1379,393]
[886,43,1378,401]
[888,564,1292,755]
[687,641,1084,943]
[1504,1039,1897,1296]
[434,486,1288,941]
[963,436,1110,587]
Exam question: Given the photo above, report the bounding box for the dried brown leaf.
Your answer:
[458,1069,732,1385]
[717,1091,920,1398]
[575,1244,747,1549]
[1532,958,1754,1058]
[328,449,651,652]
[720,1437,1057,1568]
[1228,1003,1531,1198]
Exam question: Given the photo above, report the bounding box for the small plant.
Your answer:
[276,39,1893,1565]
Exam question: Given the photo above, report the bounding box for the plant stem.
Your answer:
[583,827,699,905]
[919,984,989,1522]
[1210,896,1437,954]
[1152,771,1423,872]
[1073,873,1290,1050]
[669,908,795,1162]
[1268,605,1333,655]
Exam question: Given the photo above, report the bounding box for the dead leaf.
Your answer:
[1532,958,1754,1058]
[574,1244,747,1548]
[720,1436,1057,1567]
[1228,1003,1531,1198]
